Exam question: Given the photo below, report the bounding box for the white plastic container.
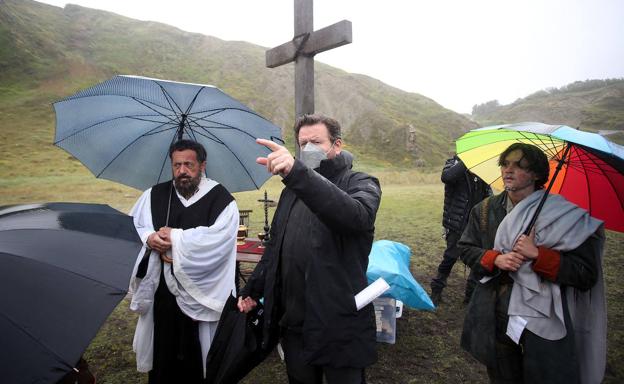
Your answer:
[373,296,396,344]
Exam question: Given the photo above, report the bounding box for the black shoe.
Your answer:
[430,289,442,306]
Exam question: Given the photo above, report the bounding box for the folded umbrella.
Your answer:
[0,202,142,384]
[205,294,275,384]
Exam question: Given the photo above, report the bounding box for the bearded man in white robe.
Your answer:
[128,139,238,383]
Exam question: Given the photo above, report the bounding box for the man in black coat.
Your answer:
[430,155,490,305]
[238,114,382,384]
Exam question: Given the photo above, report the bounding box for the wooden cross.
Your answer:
[257,190,276,245]
[266,0,352,154]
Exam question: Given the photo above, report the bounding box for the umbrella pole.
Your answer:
[522,142,572,235]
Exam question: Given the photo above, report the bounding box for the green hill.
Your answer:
[0,0,477,171]
[471,79,624,144]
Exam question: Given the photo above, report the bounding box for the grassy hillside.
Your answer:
[1,171,623,383]
[471,79,624,144]
[0,0,478,168]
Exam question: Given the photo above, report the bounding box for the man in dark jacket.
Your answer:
[238,114,381,384]
[430,155,490,305]
[458,143,605,383]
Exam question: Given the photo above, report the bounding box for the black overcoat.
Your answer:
[240,152,381,368]
[441,156,490,233]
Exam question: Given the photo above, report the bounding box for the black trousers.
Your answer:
[432,229,476,294]
[487,284,580,384]
[149,269,204,384]
[281,330,366,384]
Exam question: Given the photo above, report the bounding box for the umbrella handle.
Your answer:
[522,143,572,235]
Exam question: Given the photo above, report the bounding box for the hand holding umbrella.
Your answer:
[513,228,538,260]
[147,231,171,254]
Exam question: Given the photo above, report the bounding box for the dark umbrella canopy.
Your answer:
[0,203,142,384]
[53,75,284,193]
[205,295,275,384]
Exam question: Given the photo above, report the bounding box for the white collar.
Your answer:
[174,177,219,207]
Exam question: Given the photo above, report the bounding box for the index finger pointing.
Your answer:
[256,138,283,152]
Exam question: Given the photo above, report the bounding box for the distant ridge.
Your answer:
[0,0,478,168]
[471,79,624,144]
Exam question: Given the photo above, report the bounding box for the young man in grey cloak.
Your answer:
[459,143,606,384]
[128,140,239,384]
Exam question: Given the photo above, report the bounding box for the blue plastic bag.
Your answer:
[366,240,434,310]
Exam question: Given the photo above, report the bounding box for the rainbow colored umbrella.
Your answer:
[456,122,624,233]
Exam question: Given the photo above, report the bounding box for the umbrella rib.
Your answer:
[189,106,272,124]
[0,311,74,370]
[126,115,176,124]
[155,133,181,185]
[155,83,184,122]
[189,127,260,189]
[574,146,594,215]
[184,86,205,116]
[516,131,560,158]
[53,94,184,145]
[94,121,176,178]
[577,146,624,213]
[142,126,178,137]
[187,125,226,144]
[186,118,226,144]
[190,115,258,141]
[189,108,224,120]
[55,115,166,145]
[54,118,118,145]
[130,98,179,125]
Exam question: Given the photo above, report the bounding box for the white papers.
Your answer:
[506,315,528,344]
[355,277,390,310]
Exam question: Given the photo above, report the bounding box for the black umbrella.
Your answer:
[0,202,142,384]
[205,295,276,384]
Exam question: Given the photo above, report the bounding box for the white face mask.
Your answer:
[300,142,333,169]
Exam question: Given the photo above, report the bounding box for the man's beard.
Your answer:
[174,173,201,199]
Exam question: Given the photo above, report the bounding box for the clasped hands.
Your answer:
[147,227,173,264]
[494,228,539,272]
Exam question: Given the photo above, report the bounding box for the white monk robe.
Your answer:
[128,176,238,373]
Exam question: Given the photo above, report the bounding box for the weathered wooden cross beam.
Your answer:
[266,0,352,153]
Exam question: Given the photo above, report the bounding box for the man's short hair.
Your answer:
[498,143,549,189]
[168,139,207,163]
[294,114,342,145]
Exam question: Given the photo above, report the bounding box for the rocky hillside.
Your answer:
[0,0,478,167]
[471,79,624,144]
